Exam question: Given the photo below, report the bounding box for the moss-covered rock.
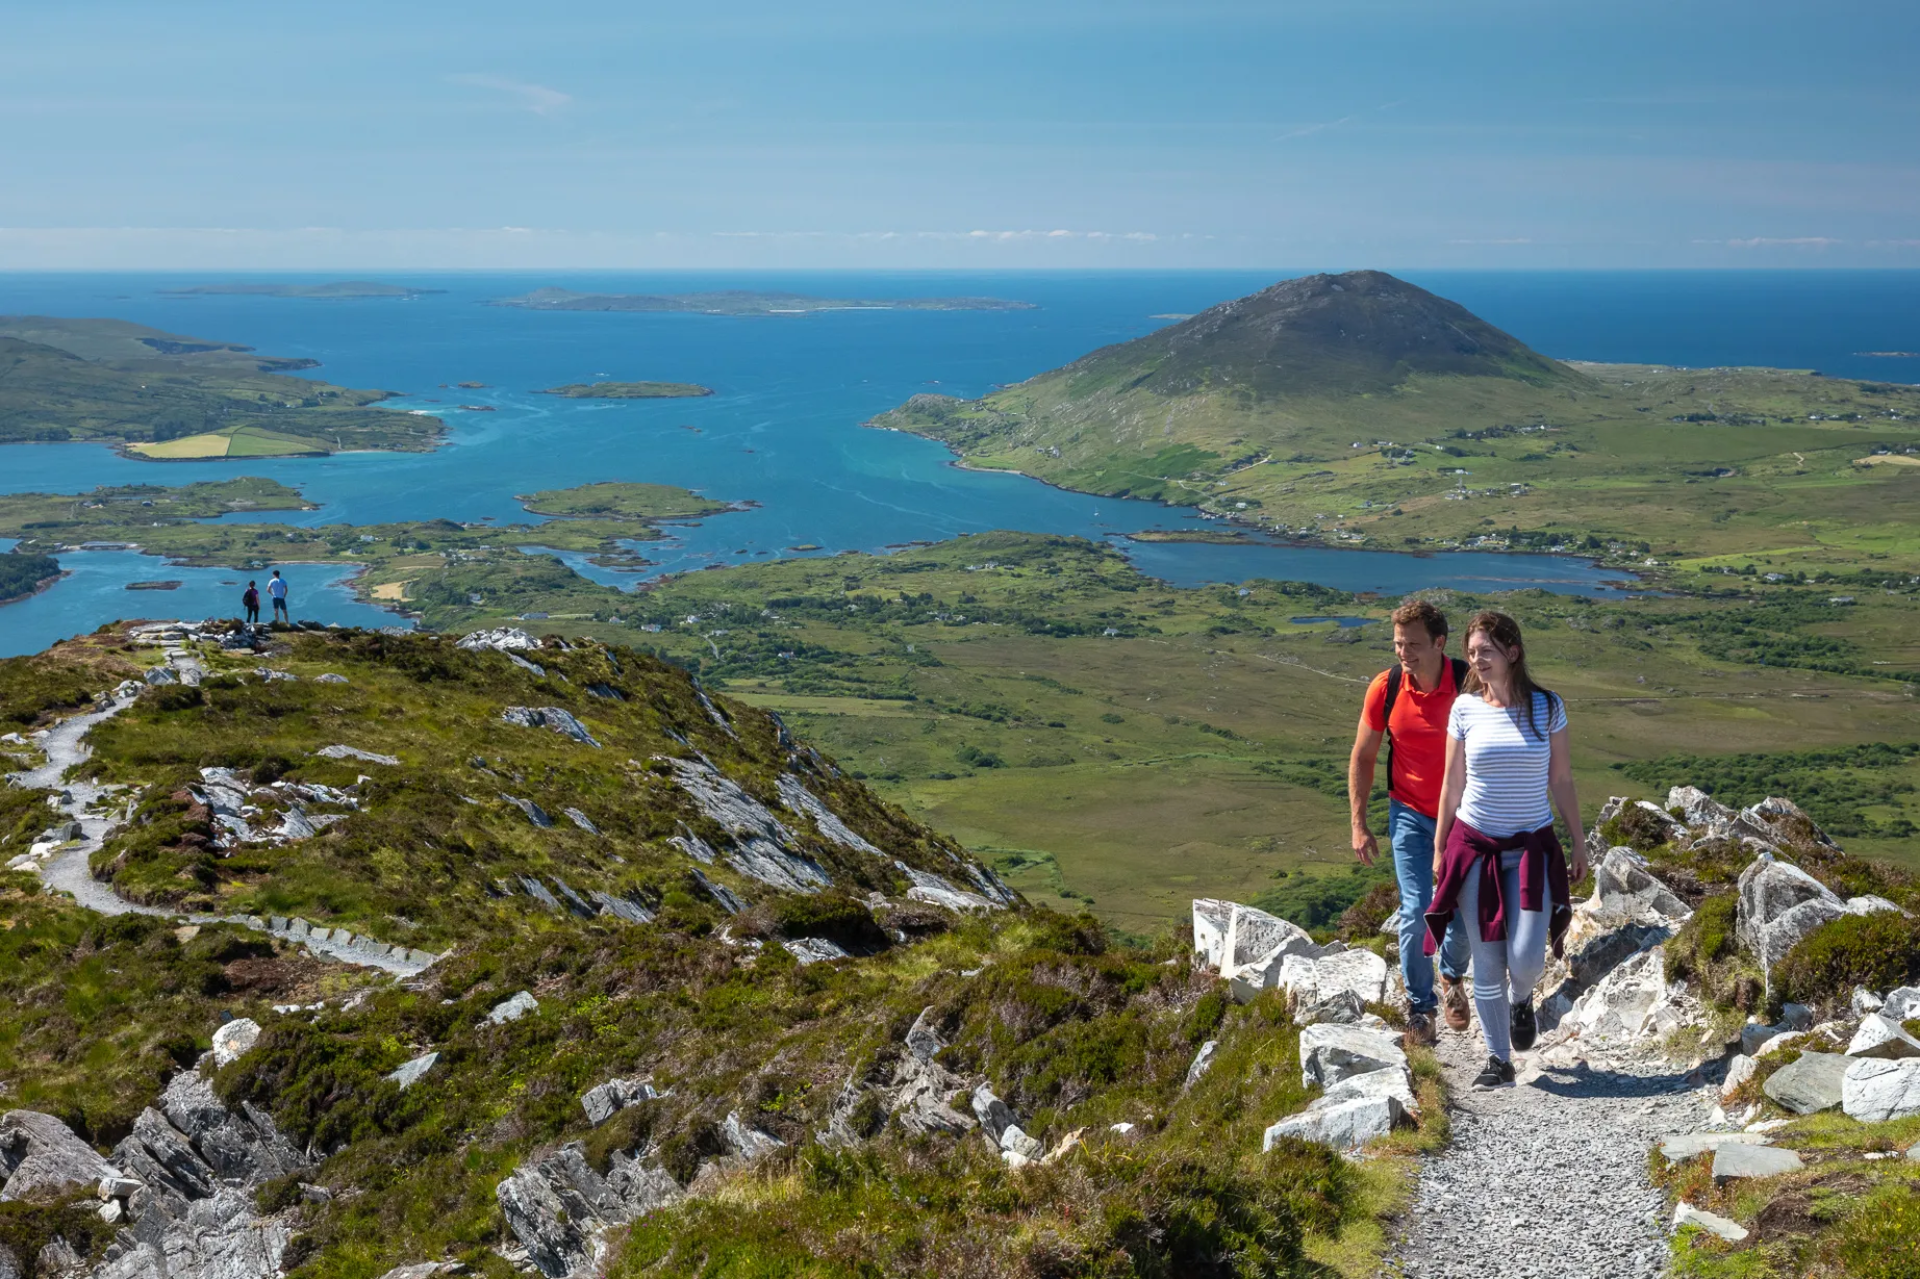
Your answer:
[1774,911,1920,1012]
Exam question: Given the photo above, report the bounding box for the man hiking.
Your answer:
[242,580,260,626]
[267,570,290,622]
[1349,600,1472,1044]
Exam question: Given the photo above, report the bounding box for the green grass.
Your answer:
[515,482,731,520]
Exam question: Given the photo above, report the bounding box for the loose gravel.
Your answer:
[1381,1026,1709,1279]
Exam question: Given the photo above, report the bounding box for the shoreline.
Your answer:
[0,569,71,609]
[913,442,1653,589]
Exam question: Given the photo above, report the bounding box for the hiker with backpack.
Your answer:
[1425,609,1587,1088]
[242,580,260,626]
[1349,600,1474,1045]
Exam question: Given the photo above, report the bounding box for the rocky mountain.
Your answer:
[868,270,1593,504]
[4,620,1919,1279]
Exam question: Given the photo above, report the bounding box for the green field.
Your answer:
[130,424,331,458]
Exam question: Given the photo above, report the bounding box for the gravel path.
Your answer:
[10,638,430,976]
[1382,1025,1707,1279]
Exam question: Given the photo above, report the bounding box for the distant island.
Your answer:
[539,381,714,399]
[0,316,440,460]
[160,281,446,300]
[490,287,1037,316]
[517,481,734,521]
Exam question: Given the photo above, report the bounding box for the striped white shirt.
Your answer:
[1449,690,1567,837]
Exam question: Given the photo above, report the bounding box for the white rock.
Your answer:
[1262,1096,1404,1153]
[457,627,540,652]
[1843,1057,1920,1123]
[1735,853,1847,985]
[1319,1066,1418,1116]
[1108,1122,1135,1135]
[1183,1040,1218,1089]
[1854,987,1887,1015]
[1745,1118,1793,1134]
[1191,899,1232,969]
[1849,1014,1920,1060]
[1712,1143,1804,1180]
[1721,1054,1757,1100]
[385,1052,439,1090]
[98,1199,124,1224]
[1308,948,1389,1007]
[1672,1202,1748,1243]
[1883,988,1920,1022]
[1299,1023,1408,1089]
[314,744,399,766]
[210,1019,262,1068]
[998,1124,1042,1160]
[1659,1131,1773,1161]
[486,991,539,1025]
[1846,895,1908,917]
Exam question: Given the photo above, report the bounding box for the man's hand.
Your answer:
[1352,826,1378,866]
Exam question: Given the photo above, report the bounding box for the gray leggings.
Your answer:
[1457,849,1551,1062]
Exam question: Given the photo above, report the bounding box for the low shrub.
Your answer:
[1665,893,1763,1012]
[1774,911,1920,1010]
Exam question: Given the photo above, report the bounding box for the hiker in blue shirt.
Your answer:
[267,570,290,622]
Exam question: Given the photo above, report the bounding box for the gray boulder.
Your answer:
[0,1110,118,1202]
[386,1052,439,1090]
[1712,1144,1804,1181]
[720,1112,784,1160]
[91,1186,294,1279]
[487,992,539,1025]
[1299,1023,1408,1089]
[210,1019,262,1069]
[970,1085,1016,1146]
[1736,853,1847,981]
[580,1078,657,1127]
[1762,1050,1852,1115]
[501,707,601,749]
[1295,989,1369,1027]
[1659,1131,1775,1161]
[1720,1054,1758,1100]
[1848,1014,1920,1060]
[1843,1058,1920,1123]
[1591,847,1691,923]
[1262,1096,1404,1153]
[1667,786,1736,827]
[1183,1041,1219,1090]
[1883,987,1920,1022]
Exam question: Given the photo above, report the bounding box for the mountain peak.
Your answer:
[1066,269,1574,398]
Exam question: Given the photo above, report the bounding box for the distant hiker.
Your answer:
[242,580,260,625]
[1427,610,1588,1089]
[267,570,290,622]
[1349,600,1473,1046]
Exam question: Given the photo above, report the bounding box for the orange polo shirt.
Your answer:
[1360,660,1462,819]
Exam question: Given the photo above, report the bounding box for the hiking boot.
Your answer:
[1439,976,1471,1032]
[1472,1055,1516,1089]
[1510,999,1537,1052]
[1404,1011,1437,1048]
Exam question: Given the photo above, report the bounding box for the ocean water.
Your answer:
[1,269,1913,656]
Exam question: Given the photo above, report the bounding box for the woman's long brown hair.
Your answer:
[1462,609,1561,741]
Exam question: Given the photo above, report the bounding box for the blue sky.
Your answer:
[2,0,1916,269]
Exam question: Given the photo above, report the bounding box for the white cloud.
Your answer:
[1715,236,1843,248]
[446,74,571,116]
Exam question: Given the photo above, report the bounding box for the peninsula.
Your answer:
[490,287,1037,315]
[869,270,1920,575]
[0,315,442,459]
[160,280,446,300]
[539,381,714,399]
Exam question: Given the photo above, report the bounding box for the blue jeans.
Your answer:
[1389,800,1470,1012]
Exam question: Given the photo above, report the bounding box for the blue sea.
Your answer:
[1,269,1915,656]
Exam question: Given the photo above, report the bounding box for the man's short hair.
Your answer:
[1390,599,1448,639]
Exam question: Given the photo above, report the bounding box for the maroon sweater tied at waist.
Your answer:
[1423,819,1573,959]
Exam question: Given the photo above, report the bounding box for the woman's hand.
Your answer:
[1568,842,1589,884]
[1432,841,1445,881]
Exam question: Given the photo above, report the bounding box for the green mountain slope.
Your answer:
[0,318,441,456]
[871,272,1920,570]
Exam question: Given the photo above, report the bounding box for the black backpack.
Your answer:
[1381,658,1469,795]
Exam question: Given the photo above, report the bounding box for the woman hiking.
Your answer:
[1425,610,1588,1088]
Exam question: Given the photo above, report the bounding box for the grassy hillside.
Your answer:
[0,317,441,456]
[870,273,1920,574]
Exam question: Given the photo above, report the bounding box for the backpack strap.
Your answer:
[1381,666,1403,796]
[1382,660,1467,797]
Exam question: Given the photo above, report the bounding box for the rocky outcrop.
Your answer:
[1298,1024,1409,1090]
[820,1008,976,1147]
[1762,1051,1851,1115]
[495,1144,684,1278]
[90,1065,311,1279]
[1736,853,1847,984]
[657,757,832,894]
[500,707,601,749]
[457,628,541,653]
[0,1110,120,1202]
